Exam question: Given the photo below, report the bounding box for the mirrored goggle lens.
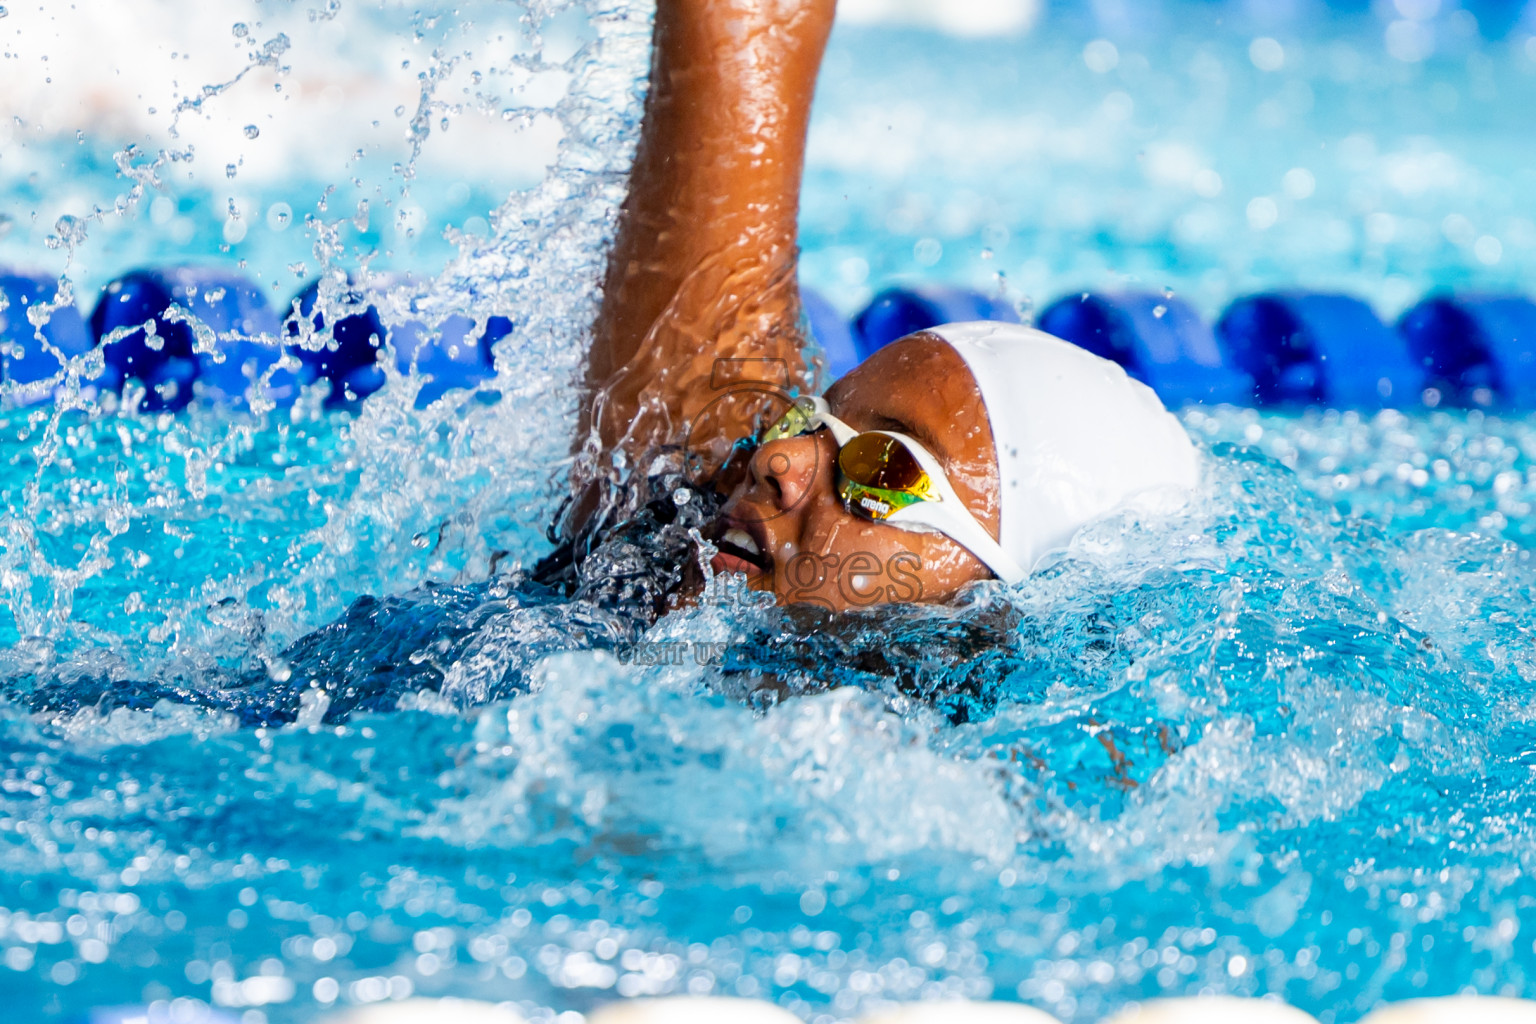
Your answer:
[837,432,928,492]
[760,397,819,444]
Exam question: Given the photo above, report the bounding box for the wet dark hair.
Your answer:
[7,461,1025,729]
[4,465,722,728]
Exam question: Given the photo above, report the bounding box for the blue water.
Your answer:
[6,2,1536,1022]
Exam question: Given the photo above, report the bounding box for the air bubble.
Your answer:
[244,124,260,139]
[232,21,249,37]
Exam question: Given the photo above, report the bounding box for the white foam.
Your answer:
[1358,997,1536,1023]
[1103,997,1320,1023]
[319,998,527,1024]
[587,998,802,1023]
[857,1002,1062,1023]
[422,652,1018,875]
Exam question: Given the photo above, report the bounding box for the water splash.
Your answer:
[5,2,1536,1022]
[9,410,1536,1020]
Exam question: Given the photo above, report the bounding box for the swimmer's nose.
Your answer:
[749,434,823,512]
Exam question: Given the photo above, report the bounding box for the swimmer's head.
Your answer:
[711,334,1001,609]
[710,322,1198,610]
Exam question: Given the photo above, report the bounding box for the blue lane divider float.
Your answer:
[161,267,294,406]
[0,270,93,406]
[1037,291,1253,405]
[286,278,506,409]
[1216,292,1423,406]
[391,312,510,408]
[1397,295,1536,407]
[284,278,391,408]
[801,286,860,380]
[91,271,202,412]
[853,285,1020,360]
[91,268,288,411]
[31,267,1536,414]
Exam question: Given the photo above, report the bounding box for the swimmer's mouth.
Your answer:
[711,524,773,576]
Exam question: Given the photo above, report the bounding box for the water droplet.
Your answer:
[672,487,692,506]
[244,124,260,139]
[1153,304,1168,319]
[51,214,87,247]
[226,163,238,179]
[0,6,10,17]
[232,21,249,38]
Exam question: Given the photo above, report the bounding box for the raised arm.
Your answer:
[576,0,837,494]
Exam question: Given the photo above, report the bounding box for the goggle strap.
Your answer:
[876,429,1027,585]
[812,400,859,446]
[895,500,1026,585]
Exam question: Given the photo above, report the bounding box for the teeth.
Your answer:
[722,528,760,557]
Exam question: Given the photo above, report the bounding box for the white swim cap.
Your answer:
[929,321,1199,574]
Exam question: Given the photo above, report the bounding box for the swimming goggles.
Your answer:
[757,396,1025,584]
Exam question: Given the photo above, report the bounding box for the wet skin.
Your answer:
[565,0,835,546]
[577,0,1011,610]
[580,0,834,481]
[710,333,1001,611]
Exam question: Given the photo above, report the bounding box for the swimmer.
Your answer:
[561,0,1199,611]
[16,0,1199,729]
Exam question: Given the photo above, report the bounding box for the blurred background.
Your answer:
[3,0,1536,323]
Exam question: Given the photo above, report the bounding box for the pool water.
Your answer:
[6,2,1536,1022]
